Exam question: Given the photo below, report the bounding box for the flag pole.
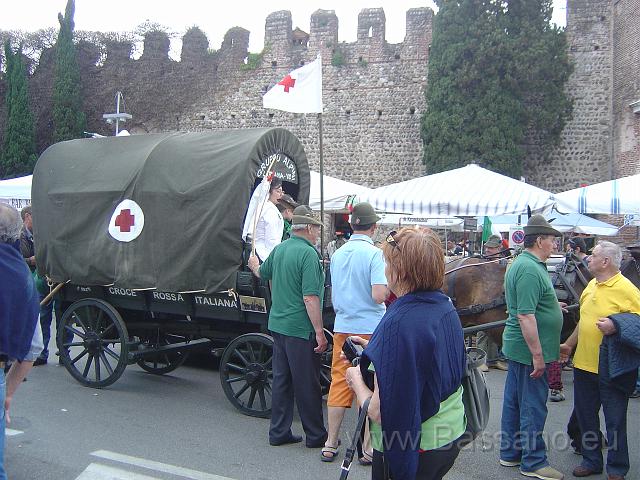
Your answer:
[318,112,325,258]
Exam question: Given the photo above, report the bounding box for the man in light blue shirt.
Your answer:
[322,202,388,464]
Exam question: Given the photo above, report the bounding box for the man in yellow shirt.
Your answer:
[560,241,640,480]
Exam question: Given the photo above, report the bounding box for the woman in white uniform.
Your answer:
[255,177,284,262]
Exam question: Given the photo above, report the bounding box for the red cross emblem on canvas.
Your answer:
[278,75,296,92]
[114,209,135,232]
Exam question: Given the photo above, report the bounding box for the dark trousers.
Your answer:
[573,367,636,476]
[269,331,327,446]
[371,441,461,480]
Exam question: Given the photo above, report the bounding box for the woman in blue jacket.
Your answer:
[346,227,466,480]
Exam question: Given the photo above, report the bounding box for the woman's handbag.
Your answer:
[459,347,491,446]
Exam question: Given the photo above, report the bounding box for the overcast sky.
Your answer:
[0,0,567,56]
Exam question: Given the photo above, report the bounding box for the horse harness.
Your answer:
[445,256,508,317]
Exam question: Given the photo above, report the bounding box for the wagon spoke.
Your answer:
[226,362,245,373]
[234,382,250,399]
[258,387,267,410]
[233,349,250,366]
[74,314,90,335]
[65,325,87,340]
[94,354,101,381]
[70,348,89,365]
[99,352,114,376]
[264,383,272,395]
[103,345,120,361]
[247,386,257,408]
[261,355,272,368]
[225,375,245,384]
[62,341,84,348]
[82,353,94,378]
[247,342,257,362]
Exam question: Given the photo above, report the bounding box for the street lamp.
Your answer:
[103,91,132,135]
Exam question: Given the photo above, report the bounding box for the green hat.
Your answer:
[291,205,323,226]
[484,234,502,248]
[523,214,561,237]
[350,202,381,227]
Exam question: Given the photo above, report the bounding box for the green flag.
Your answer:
[482,216,492,242]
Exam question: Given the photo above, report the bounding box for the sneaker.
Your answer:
[520,466,564,480]
[33,357,48,366]
[480,363,489,372]
[549,389,565,402]
[490,360,509,371]
[630,389,640,399]
[500,459,521,467]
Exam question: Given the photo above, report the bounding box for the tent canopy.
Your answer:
[361,164,555,216]
[554,174,640,215]
[378,213,464,231]
[0,175,32,208]
[32,128,310,293]
[483,211,619,236]
[309,171,371,212]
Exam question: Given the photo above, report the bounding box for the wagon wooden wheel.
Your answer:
[57,298,129,388]
[319,328,333,396]
[136,331,190,375]
[220,333,274,418]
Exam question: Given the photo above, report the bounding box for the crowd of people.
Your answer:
[246,193,640,480]
[3,186,640,480]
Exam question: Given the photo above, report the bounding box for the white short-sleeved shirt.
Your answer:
[255,201,284,261]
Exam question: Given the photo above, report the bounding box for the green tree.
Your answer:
[52,0,85,143]
[1,40,37,178]
[421,0,573,177]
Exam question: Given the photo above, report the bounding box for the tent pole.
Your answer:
[318,112,325,257]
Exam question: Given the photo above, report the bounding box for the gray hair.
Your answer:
[0,203,23,244]
[596,240,622,269]
[291,224,309,231]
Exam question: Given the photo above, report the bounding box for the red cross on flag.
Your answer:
[263,56,323,114]
[108,199,145,242]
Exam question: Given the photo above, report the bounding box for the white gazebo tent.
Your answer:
[554,174,640,215]
[0,174,32,209]
[309,171,372,212]
[361,164,555,216]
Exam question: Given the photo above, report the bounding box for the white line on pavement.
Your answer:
[5,428,23,436]
[76,462,161,479]
[90,450,237,480]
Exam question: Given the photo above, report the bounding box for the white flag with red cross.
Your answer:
[262,56,323,114]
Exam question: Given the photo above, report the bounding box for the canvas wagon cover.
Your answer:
[31,128,310,293]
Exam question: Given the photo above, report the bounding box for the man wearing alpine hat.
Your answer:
[499,214,566,480]
[248,205,328,449]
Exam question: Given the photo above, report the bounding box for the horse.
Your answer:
[444,252,593,346]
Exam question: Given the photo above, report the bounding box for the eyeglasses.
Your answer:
[386,230,401,251]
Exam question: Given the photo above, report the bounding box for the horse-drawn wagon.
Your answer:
[31,128,334,418]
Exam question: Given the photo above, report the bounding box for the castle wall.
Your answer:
[612,0,640,179]
[523,0,614,192]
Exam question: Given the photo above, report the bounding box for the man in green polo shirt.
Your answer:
[248,205,328,449]
[499,215,565,480]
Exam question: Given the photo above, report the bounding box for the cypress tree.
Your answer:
[421,0,573,178]
[52,0,85,143]
[1,40,37,178]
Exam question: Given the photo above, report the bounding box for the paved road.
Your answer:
[5,358,640,480]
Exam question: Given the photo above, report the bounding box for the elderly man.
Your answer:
[321,202,387,464]
[499,215,565,480]
[560,241,640,480]
[1,204,43,480]
[248,205,328,448]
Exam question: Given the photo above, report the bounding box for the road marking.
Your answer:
[76,463,161,479]
[91,450,237,480]
[5,428,23,436]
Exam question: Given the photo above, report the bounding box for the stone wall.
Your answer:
[0,2,638,194]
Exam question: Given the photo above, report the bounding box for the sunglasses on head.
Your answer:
[386,230,401,251]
